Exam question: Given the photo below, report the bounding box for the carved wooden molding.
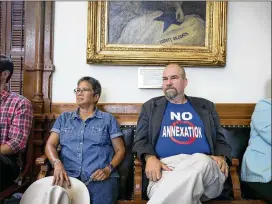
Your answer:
[24,2,54,113]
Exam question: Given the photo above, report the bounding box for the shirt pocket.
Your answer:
[88,126,109,144]
[60,127,74,143]
[251,147,266,155]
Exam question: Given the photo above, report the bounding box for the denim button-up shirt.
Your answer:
[50,108,122,182]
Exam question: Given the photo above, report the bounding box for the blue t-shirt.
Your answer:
[155,101,211,158]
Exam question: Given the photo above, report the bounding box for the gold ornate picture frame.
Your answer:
[87,1,227,66]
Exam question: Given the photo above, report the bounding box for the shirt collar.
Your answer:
[0,86,10,102]
[71,107,103,120]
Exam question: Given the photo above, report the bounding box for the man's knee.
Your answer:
[191,153,214,170]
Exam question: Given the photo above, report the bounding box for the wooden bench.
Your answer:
[35,124,267,204]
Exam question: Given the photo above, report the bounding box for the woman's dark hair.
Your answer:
[77,76,102,97]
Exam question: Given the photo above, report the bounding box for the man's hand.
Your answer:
[0,144,15,155]
[145,155,172,182]
[91,167,111,181]
[53,162,71,188]
[209,155,229,177]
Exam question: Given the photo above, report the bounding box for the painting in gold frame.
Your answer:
[87,1,227,67]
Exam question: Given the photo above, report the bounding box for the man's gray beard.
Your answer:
[164,89,178,100]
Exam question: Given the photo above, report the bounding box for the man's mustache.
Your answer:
[166,86,176,91]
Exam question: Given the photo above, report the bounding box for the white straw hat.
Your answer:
[20,176,90,204]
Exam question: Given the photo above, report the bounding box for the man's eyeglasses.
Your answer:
[73,88,92,94]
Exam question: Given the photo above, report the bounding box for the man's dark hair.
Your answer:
[0,55,13,83]
[77,76,102,97]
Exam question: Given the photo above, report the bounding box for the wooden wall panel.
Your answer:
[24,2,54,113]
[0,2,25,94]
[21,1,54,181]
[51,103,255,126]
[0,2,5,55]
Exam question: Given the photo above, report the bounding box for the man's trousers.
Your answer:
[147,153,226,204]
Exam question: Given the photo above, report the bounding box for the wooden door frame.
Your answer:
[23,1,54,114]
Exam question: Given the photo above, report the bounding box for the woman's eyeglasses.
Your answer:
[73,88,92,94]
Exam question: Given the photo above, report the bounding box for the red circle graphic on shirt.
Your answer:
[169,120,196,145]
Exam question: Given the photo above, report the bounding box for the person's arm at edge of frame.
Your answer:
[251,99,271,145]
[1,99,33,155]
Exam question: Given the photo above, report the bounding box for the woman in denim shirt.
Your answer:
[241,98,271,203]
[45,76,125,204]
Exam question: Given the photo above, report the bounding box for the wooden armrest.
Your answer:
[230,158,242,200]
[232,158,239,167]
[35,154,51,180]
[35,154,49,166]
[134,156,143,202]
[230,159,242,200]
